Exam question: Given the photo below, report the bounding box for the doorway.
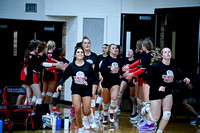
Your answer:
[0,19,64,87]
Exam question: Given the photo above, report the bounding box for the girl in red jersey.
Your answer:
[16,40,39,105]
[25,42,64,114]
[100,44,122,124]
[123,38,154,127]
[42,40,63,114]
[57,45,97,133]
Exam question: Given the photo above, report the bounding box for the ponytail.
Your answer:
[150,47,162,65]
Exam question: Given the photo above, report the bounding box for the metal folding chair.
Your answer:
[2,86,34,131]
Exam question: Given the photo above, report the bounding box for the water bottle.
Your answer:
[0,120,3,133]
[64,115,69,130]
[50,111,54,117]
[56,114,61,130]
[52,116,57,130]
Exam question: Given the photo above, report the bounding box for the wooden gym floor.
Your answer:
[8,104,199,133]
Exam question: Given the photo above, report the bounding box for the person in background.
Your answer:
[115,49,136,117]
[95,44,108,121]
[182,63,200,124]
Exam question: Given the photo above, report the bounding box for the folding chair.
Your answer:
[0,105,12,132]
[2,86,34,131]
[0,88,12,132]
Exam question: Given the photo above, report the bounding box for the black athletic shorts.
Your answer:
[72,89,92,97]
[121,77,135,87]
[149,88,172,100]
[101,76,120,89]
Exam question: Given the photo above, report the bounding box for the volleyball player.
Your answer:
[56,45,97,133]
[115,49,136,117]
[81,36,99,115]
[125,39,144,121]
[139,47,190,132]
[183,63,200,124]
[100,44,122,124]
[123,38,154,127]
[95,44,108,120]
[42,40,63,114]
[16,41,38,105]
[25,41,64,114]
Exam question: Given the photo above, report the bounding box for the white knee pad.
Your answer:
[28,98,32,104]
[36,98,42,105]
[103,103,109,110]
[162,111,171,120]
[46,92,53,96]
[52,92,59,98]
[149,111,158,122]
[42,92,46,97]
[91,99,96,107]
[118,93,123,98]
[99,97,103,105]
[110,100,117,107]
[130,96,136,101]
[137,98,142,105]
[32,96,36,103]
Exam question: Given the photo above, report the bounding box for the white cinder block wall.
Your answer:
[0,0,200,101]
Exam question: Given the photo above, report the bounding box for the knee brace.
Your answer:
[46,92,53,97]
[137,98,142,105]
[52,92,59,98]
[36,98,42,105]
[162,111,171,120]
[91,99,96,107]
[42,92,46,97]
[103,102,109,110]
[118,93,123,98]
[99,97,103,105]
[130,96,136,101]
[110,100,117,107]
[32,96,36,103]
[149,111,158,122]
[28,98,32,104]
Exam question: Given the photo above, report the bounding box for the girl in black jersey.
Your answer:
[82,36,99,117]
[55,47,70,82]
[100,44,122,124]
[140,47,190,132]
[25,42,63,114]
[95,44,108,120]
[56,46,97,132]
[115,49,137,117]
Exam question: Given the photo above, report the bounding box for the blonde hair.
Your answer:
[47,40,56,50]
[136,39,143,50]
[106,44,116,55]
[150,47,162,65]
[142,38,153,51]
